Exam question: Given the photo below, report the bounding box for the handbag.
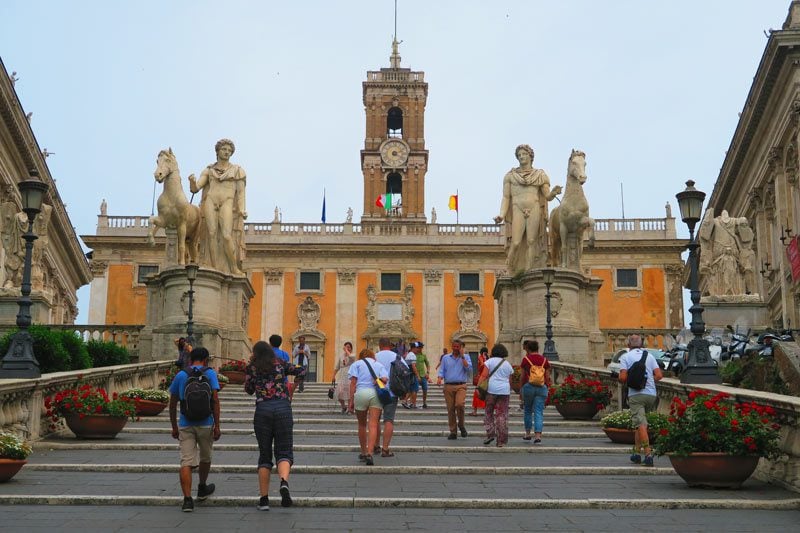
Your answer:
[476,359,506,401]
[327,381,335,399]
[365,360,393,406]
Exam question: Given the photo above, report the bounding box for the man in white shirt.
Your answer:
[618,334,663,467]
[374,337,407,456]
[292,336,309,393]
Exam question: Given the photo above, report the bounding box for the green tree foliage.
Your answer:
[87,339,130,367]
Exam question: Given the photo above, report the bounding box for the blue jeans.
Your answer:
[522,383,548,433]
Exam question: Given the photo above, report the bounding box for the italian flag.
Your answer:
[375,193,393,210]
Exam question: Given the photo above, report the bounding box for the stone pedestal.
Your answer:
[700,298,770,331]
[0,291,53,327]
[138,266,254,365]
[493,268,605,366]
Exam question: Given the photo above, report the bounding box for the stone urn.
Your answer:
[134,399,168,417]
[554,401,600,420]
[64,414,128,439]
[668,453,760,488]
[0,459,27,482]
[221,370,246,385]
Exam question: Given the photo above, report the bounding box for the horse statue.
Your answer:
[549,149,595,270]
[146,148,201,265]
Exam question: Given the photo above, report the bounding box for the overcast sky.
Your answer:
[0,0,791,322]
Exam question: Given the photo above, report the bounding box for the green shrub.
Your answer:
[0,325,71,373]
[87,339,130,367]
[58,330,92,370]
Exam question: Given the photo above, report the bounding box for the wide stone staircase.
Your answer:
[2,382,800,531]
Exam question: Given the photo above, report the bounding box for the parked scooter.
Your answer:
[719,325,754,361]
[753,329,793,358]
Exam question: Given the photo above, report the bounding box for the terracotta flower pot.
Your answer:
[222,370,245,384]
[554,400,600,420]
[134,399,168,416]
[602,427,656,445]
[0,458,27,482]
[668,453,760,489]
[64,413,128,439]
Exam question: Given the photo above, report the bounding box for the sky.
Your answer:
[0,0,792,323]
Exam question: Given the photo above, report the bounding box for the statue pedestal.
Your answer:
[700,297,770,331]
[139,267,254,364]
[494,268,605,366]
[0,291,53,327]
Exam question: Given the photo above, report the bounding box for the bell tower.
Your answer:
[361,39,429,221]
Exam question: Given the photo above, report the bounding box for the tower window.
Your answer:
[386,173,403,215]
[387,107,403,138]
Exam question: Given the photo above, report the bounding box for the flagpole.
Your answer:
[456,188,459,225]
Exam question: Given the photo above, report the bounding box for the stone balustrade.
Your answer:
[603,328,680,353]
[550,361,800,492]
[0,361,173,441]
[98,215,674,243]
[47,324,144,362]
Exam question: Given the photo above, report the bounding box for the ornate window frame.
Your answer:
[297,270,324,294]
[455,271,483,295]
[613,267,641,291]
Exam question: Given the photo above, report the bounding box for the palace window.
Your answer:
[458,272,481,292]
[299,271,321,291]
[381,272,402,291]
[616,268,638,288]
[387,106,403,138]
[137,265,159,284]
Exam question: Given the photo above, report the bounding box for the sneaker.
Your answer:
[401,402,411,409]
[279,479,292,507]
[460,427,468,438]
[197,483,215,500]
[422,404,428,409]
[182,496,194,512]
[533,438,542,444]
[447,432,457,440]
[643,455,654,467]
[258,495,270,511]
[630,453,642,464]
[483,436,495,445]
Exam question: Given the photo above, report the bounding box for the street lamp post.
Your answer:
[541,267,559,361]
[675,180,721,384]
[185,263,199,347]
[0,172,50,379]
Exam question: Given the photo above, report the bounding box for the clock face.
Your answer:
[380,140,409,167]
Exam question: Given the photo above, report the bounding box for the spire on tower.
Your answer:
[390,0,401,68]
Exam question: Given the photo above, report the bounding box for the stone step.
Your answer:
[0,471,796,510]
[118,427,606,438]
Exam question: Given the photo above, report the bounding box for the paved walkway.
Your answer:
[1,382,799,531]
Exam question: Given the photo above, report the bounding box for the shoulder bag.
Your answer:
[364,360,393,406]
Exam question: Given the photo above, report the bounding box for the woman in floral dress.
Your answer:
[334,341,356,413]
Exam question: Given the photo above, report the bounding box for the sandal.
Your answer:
[522,435,532,441]
[381,449,395,457]
[364,455,374,466]
[358,453,367,461]
[373,445,381,454]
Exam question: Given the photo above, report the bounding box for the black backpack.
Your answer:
[627,350,649,391]
[389,355,412,397]
[180,367,214,421]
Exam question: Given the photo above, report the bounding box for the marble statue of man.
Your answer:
[494,144,562,274]
[273,206,280,223]
[431,207,437,224]
[100,198,107,216]
[189,138,247,275]
[346,207,353,223]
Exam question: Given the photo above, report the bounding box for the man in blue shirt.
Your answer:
[437,340,473,439]
[269,334,291,363]
[169,347,221,512]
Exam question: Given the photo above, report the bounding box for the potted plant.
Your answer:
[219,360,247,384]
[217,372,229,390]
[0,432,32,482]
[45,384,136,439]
[599,409,669,445]
[120,388,170,416]
[548,374,612,420]
[654,390,782,488]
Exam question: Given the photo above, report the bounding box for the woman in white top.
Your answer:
[477,344,514,447]
[347,348,388,466]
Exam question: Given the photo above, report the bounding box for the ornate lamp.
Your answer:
[675,180,720,384]
[541,267,559,361]
[0,171,50,378]
[185,263,199,347]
